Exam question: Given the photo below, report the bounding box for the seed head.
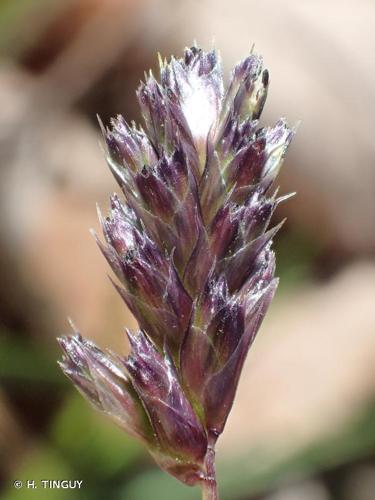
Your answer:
[58,45,294,486]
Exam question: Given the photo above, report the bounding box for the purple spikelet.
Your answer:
[58,45,294,497]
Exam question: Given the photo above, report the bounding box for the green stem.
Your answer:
[201,438,218,500]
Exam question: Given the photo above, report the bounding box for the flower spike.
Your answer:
[58,44,294,498]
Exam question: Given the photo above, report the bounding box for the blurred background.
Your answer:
[0,0,375,499]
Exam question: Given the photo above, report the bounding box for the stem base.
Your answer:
[201,440,218,500]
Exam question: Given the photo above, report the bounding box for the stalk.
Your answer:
[201,436,218,500]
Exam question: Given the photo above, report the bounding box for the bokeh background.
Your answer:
[1,1,375,499]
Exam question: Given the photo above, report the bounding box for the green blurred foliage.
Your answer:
[3,445,81,500]
[0,334,62,385]
[50,392,145,479]
[275,226,322,290]
[0,0,66,57]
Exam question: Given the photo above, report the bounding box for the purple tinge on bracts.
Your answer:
[58,45,294,485]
